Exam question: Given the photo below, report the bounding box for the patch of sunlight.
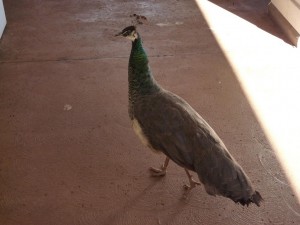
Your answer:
[195,0,300,201]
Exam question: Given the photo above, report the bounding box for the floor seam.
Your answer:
[0,52,224,64]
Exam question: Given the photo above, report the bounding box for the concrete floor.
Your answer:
[0,0,299,224]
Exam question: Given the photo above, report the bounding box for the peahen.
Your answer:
[115,25,263,206]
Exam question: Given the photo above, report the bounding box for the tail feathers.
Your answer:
[235,191,263,207]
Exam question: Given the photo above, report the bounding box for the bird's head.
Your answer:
[115,26,138,42]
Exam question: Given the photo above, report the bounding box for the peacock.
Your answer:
[115,24,263,206]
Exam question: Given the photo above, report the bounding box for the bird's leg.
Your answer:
[149,157,169,177]
[183,169,201,197]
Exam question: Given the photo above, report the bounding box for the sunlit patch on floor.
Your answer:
[194,0,300,202]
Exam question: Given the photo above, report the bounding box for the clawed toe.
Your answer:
[183,179,201,190]
[149,157,169,177]
[192,179,201,186]
[182,184,193,199]
[149,166,166,177]
[182,170,201,198]
[182,182,199,199]
[183,184,190,190]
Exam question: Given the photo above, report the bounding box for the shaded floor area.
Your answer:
[0,0,299,224]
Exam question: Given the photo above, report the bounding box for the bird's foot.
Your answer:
[149,157,169,177]
[183,170,201,199]
[183,178,201,190]
[149,166,167,177]
[183,179,201,199]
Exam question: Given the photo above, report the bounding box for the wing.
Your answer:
[134,90,258,204]
[133,90,226,170]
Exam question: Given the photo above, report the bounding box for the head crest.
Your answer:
[115,14,147,38]
[130,14,147,26]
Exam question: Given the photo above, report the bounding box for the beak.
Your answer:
[114,31,122,37]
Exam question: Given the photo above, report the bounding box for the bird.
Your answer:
[115,24,263,206]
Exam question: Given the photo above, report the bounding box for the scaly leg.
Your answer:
[183,169,201,198]
[149,157,170,177]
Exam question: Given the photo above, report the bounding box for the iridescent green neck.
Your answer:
[128,34,160,97]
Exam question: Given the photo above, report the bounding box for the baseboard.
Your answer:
[268,2,299,47]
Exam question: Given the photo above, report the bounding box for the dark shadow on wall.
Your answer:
[291,0,300,10]
[208,0,291,44]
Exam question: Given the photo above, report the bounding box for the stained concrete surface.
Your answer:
[0,0,299,225]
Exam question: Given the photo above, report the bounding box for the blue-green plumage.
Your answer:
[128,35,160,119]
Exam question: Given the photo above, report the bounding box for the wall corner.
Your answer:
[268,2,299,47]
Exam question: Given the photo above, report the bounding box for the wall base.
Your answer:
[268,2,299,47]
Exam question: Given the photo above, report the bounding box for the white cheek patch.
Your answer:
[126,35,136,41]
[125,31,138,41]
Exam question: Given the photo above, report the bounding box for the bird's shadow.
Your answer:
[101,178,159,225]
[101,175,190,225]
